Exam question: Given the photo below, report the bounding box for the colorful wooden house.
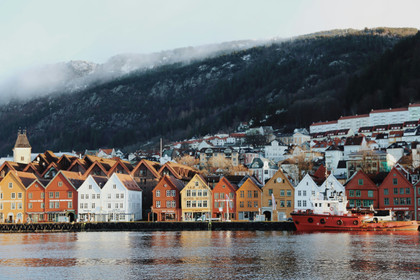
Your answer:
[45,171,84,222]
[236,176,263,221]
[0,171,37,223]
[77,175,108,222]
[151,175,185,221]
[26,178,49,222]
[180,174,212,221]
[262,169,295,221]
[211,176,237,221]
[378,167,415,220]
[345,170,380,209]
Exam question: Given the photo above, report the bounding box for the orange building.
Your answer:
[45,171,84,222]
[236,176,263,221]
[26,178,50,222]
[262,169,295,221]
[212,177,238,221]
[151,175,185,221]
[0,171,37,223]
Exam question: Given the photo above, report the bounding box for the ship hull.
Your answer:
[291,213,419,231]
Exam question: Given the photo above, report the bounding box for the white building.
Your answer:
[294,174,321,211]
[310,120,338,134]
[320,174,346,198]
[324,145,344,171]
[77,175,108,222]
[249,157,278,184]
[293,128,310,145]
[370,108,409,126]
[337,114,370,132]
[343,136,368,160]
[264,140,288,162]
[101,173,142,221]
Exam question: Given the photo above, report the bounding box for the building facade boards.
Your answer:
[180,174,212,221]
[77,175,107,222]
[100,173,142,222]
[345,171,379,209]
[236,177,262,221]
[152,175,185,222]
[294,174,321,212]
[262,169,295,221]
[212,177,237,221]
[26,178,48,222]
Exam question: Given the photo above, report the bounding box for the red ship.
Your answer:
[291,190,419,232]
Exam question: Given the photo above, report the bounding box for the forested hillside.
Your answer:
[0,28,417,155]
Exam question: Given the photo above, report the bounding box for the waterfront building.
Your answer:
[180,174,212,221]
[45,171,84,222]
[26,178,49,222]
[378,167,415,220]
[262,169,295,221]
[345,170,379,209]
[101,173,142,221]
[0,171,37,223]
[77,175,108,222]
[321,174,345,198]
[236,176,262,221]
[151,175,185,221]
[212,177,237,221]
[294,173,321,212]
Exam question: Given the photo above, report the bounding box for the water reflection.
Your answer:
[0,231,418,279]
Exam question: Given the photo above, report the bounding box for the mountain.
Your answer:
[0,27,418,155]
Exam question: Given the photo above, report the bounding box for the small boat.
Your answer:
[291,190,419,232]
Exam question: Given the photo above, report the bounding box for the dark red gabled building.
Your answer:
[378,167,415,220]
[151,175,185,221]
[212,177,238,221]
[345,170,379,209]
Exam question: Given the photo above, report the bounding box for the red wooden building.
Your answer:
[26,178,50,222]
[345,170,379,209]
[151,175,185,221]
[45,171,84,222]
[378,167,415,220]
[212,177,238,221]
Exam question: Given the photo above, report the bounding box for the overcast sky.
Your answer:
[1,0,419,81]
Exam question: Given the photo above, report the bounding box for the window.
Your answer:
[349,200,355,207]
[198,190,202,197]
[167,201,172,208]
[286,190,292,196]
[363,200,373,207]
[393,178,398,185]
[254,201,258,207]
[247,201,252,207]
[368,191,373,198]
[384,188,389,195]
[286,200,292,207]
[116,194,119,199]
[49,202,54,208]
[8,182,13,189]
[247,191,252,198]
[302,200,307,207]
[171,201,176,208]
[269,199,272,206]
[89,185,92,189]
[186,201,191,207]
[28,192,33,199]
[298,190,301,196]
[113,184,117,189]
[393,198,399,205]
[303,190,307,196]
[68,192,72,198]
[171,190,175,197]
[268,189,273,196]
[18,192,22,199]
[254,191,258,198]
[358,179,363,185]
[166,190,171,197]
[97,194,100,199]
[28,203,33,209]
[203,200,208,208]
[11,203,16,209]
[115,203,119,208]
[405,188,410,194]
[192,201,196,207]
[356,200,361,207]
[400,188,404,195]
[215,193,219,199]
[11,193,16,199]
[108,194,111,199]
[280,201,285,207]
[55,202,59,208]
[41,203,44,209]
[297,200,301,207]
[191,190,196,196]
[240,191,244,198]
[311,191,315,196]
[108,203,111,209]
[280,190,285,196]
[197,201,202,207]
[156,190,160,197]
[121,193,124,199]
[80,203,84,209]
[58,181,63,187]
[393,188,398,195]
[120,203,123,208]
[92,203,95,209]
[156,201,161,208]
[356,190,361,197]
[81,194,84,199]
[55,192,59,198]
[215,201,219,208]
[407,197,411,205]
[187,190,191,197]
[41,192,45,199]
[68,201,72,208]
[195,181,199,187]
[240,201,244,208]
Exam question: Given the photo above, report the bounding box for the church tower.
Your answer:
[13,129,32,164]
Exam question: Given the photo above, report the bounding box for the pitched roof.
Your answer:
[60,170,85,189]
[14,130,31,148]
[91,175,108,188]
[115,173,141,191]
[15,171,37,188]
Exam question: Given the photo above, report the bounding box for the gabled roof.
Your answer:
[22,162,42,177]
[108,159,131,176]
[214,176,238,192]
[58,170,85,190]
[91,175,108,188]
[237,175,263,189]
[131,159,161,178]
[158,161,198,180]
[67,158,89,173]
[114,173,142,191]
[40,162,59,178]
[27,177,49,189]
[0,161,27,174]
[160,175,186,191]
[15,171,38,188]
[84,161,109,177]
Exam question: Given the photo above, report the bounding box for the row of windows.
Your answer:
[28,192,45,199]
[80,194,102,199]
[156,190,176,197]
[239,190,259,198]
[186,190,208,197]
[348,190,374,197]
[296,200,308,207]
[186,200,208,208]
[48,192,73,199]
[155,200,176,208]
[0,202,24,210]
[297,190,316,197]
[214,201,234,209]
[384,197,412,206]
[383,188,411,195]
[48,201,72,208]
[28,202,45,209]
[268,200,292,208]
[214,192,234,199]
[1,192,24,199]
[348,200,373,207]
[268,189,292,196]
[107,203,124,209]
[239,201,259,208]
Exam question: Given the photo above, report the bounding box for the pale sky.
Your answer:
[0,0,419,81]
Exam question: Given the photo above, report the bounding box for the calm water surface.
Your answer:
[0,230,419,279]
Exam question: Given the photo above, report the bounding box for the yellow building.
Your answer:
[0,171,37,223]
[262,169,295,221]
[180,174,212,221]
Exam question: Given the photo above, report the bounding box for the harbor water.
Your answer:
[0,231,419,279]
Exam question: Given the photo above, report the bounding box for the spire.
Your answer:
[14,129,31,148]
